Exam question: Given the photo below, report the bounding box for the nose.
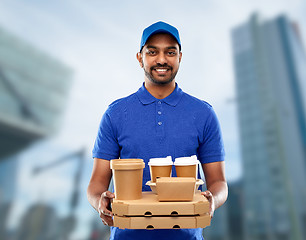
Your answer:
[156,52,167,65]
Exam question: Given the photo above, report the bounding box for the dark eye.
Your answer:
[148,50,156,55]
[168,51,176,56]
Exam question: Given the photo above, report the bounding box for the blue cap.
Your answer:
[140,21,181,52]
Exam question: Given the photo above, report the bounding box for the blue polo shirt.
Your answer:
[92,83,225,240]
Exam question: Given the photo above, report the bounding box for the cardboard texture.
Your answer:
[156,177,196,201]
[149,165,172,182]
[146,179,204,194]
[112,191,209,216]
[113,214,211,229]
[175,164,198,178]
[110,159,145,200]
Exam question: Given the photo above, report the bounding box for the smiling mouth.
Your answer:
[153,68,171,74]
[155,68,168,72]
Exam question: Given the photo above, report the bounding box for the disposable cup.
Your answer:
[174,155,199,179]
[148,156,173,183]
[111,159,143,164]
[110,159,145,200]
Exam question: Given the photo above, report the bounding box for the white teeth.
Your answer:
[155,69,167,72]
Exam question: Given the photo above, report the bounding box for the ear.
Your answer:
[179,51,182,63]
[136,52,143,68]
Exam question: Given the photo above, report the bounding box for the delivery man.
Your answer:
[87,21,228,240]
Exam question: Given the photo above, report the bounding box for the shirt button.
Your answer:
[158,111,162,115]
[158,101,162,105]
[158,122,162,126]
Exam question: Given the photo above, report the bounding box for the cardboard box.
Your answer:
[113,214,211,229]
[146,179,204,194]
[156,177,196,201]
[112,191,209,216]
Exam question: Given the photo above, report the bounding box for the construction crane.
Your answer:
[32,147,86,239]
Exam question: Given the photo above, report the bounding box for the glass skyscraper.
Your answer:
[203,201,229,240]
[0,25,73,160]
[0,156,18,237]
[232,13,306,240]
[0,25,73,238]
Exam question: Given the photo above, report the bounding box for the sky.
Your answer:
[0,0,305,238]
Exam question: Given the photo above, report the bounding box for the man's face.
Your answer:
[137,33,182,85]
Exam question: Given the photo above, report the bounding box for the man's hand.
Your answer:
[202,190,215,218]
[201,162,228,218]
[98,191,115,226]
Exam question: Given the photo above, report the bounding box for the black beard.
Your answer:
[143,63,178,85]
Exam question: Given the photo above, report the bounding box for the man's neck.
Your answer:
[144,80,176,99]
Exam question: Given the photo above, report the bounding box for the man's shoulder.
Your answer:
[181,91,213,111]
[181,91,219,125]
[107,92,138,113]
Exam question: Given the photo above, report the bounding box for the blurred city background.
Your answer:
[0,1,305,240]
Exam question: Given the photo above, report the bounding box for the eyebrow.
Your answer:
[146,45,178,50]
[146,45,157,49]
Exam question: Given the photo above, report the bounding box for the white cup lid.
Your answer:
[148,156,173,166]
[174,155,199,166]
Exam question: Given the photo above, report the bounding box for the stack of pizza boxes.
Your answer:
[110,157,211,230]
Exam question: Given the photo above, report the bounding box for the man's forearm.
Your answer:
[207,180,228,209]
[87,182,108,212]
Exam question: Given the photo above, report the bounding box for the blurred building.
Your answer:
[226,180,243,240]
[88,217,110,240]
[232,13,306,240]
[203,199,229,240]
[16,203,59,240]
[0,156,18,202]
[0,25,73,160]
[203,180,243,240]
[0,156,18,238]
[0,25,73,239]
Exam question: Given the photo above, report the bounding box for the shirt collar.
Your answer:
[136,82,183,107]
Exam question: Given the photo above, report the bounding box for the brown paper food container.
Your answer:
[111,159,144,163]
[156,177,196,201]
[146,179,204,194]
[110,159,145,200]
[149,165,172,182]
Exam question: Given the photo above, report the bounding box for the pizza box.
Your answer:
[113,214,211,229]
[112,191,209,216]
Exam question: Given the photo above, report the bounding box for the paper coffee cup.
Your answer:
[174,155,199,179]
[148,156,173,183]
[110,159,145,200]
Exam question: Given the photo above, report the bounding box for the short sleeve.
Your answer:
[92,110,120,160]
[197,107,225,164]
